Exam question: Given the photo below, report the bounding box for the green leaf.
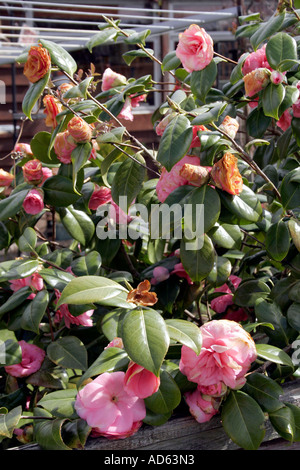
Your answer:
[269,406,295,442]
[39,268,74,290]
[185,185,221,235]
[233,280,271,307]
[122,48,154,66]
[265,220,290,261]
[121,307,170,376]
[218,185,262,223]
[208,222,242,250]
[288,219,300,252]
[191,101,227,126]
[180,234,216,283]
[70,251,102,277]
[37,389,78,419]
[165,319,202,355]
[47,337,88,371]
[206,255,232,287]
[156,115,193,171]
[0,188,30,221]
[22,69,50,120]
[190,60,217,102]
[33,414,71,450]
[0,338,22,366]
[111,153,146,210]
[255,299,295,347]
[39,39,77,76]
[287,303,300,331]
[124,29,151,46]
[43,175,81,207]
[0,406,22,442]
[221,390,266,450]
[86,28,118,52]
[243,372,283,413]
[0,287,32,318]
[56,275,129,308]
[280,168,300,210]
[61,419,91,450]
[31,131,60,164]
[57,206,95,246]
[255,343,294,368]
[246,106,272,138]
[77,347,129,388]
[266,32,297,71]
[144,370,181,414]
[0,258,40,282]
[250,12,285,50]
[262,83,285,120]
[18,227,37,253]
[21,290,49,334]
[0,222,10,250]
[285,403,300,441]
[97,126,126,144]
[63,77,94,100]
[161,51,181,72]
[71,142,92,193]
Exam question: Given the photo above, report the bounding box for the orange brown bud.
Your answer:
[219,116,239,140]
[67,116,92,143]
[43,95,63,128]
[0,169,14,187]
[23,45,51,83]
[211,152,243,195]
[179,164,211,187]
[126,280,158,307]
[243,68,270,98]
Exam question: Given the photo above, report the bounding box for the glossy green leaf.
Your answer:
[287,303,300,331]
[180,234,216,283]
[165,319,202,355]
[208,222,242,250]
[185,185,221,235]
[269,406,295,442]
[39,39,77,76]
[161,51,181,72]
[0,287,32,317]
[218,185,262,223]
[22,70,50,120]
[122,48,154,66]
[121,307,170,376]
[266,32,297,71]
[206,256,232,287]
[0,337,22,366]
[190,60,217,102]
[43,175,81,207]
[47,336,88,371]
[243,372,283,413]
[246,106,272,138]
[21,290,49,334]
[233,280,270,307]
[191,101,227,126]
[71,142,92,193]
[255,299,295,347]
[280,168,300,210]
[262,83,285,120]
[33,414,71,450]
[18,227,37,253]
[285,403,300,442]
[70,251,102,277]
[31,131,60,164]
[221,390,266,450]
[255,343,294,368]
[39,268,74,290]
[250,12,285,50]
[265,220,290,261]
[37,389,78,419]
[77,347,129,388]
[288,219,300,252]
[86,28,118,52]
[56,275,129,308]
[0,259,40,282]
[111,153,146,210]
[61,419,91,450]
[157,115,193,171]
[0,188,30,221]
[144,370,181,414]
[124,29,151,46]
[57,206,95,246]
[0,406,22,442]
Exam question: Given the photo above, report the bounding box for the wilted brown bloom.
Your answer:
[126,280,158,306]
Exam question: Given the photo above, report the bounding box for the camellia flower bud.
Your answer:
[124,361,160,399]
[243,68,270,97]
[43,94,63,128]
[179,164,211,187]
[54,130,77,164]
[175,24,214,73]
[23,45,51,83]
[0,168,14,187]
[210,152,243,195]
[270,70,285,85]
[101,67,127,92]
[67,116,92,143]
[22,159,43,185]
[22,188,44,215]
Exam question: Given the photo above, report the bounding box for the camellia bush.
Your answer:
[0,2,300,451]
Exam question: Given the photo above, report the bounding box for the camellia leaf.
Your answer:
[0,287,32,318]
[39,39,77,76]
[121,307,170,376]
[22,69,50,120]
[18,227,37,253]
[243,372,283,413]
[250,12,285,50]
[233,280,270,307]
[255,343,294,368]
[0,188,30,222]
[111,153,146,210]
[262,83,285,120]
[86,28,118,52]
[161,51,181,72]
[165,319,202,355]
[190,60,218,103]
[255,298,295,347]
[47,337,88,371]
[57,206,95,246]
[265,220,290,261]
[266,32,297,71]
[33,413,71,451]
[288,219,300,252]
[280,168,300,210]
[144,370,181,414]
[71,142,92,194]
[31,131,60,164]
[269,406,296,442]
[180,234,216,283]
[156,114,193,171]
[37,389,78,419]
[43,175,82,207]
[21,290,49,334]
[221,390,266,450]
[0,406,22,442]
[218,185,262,224]
[0,258,40,282]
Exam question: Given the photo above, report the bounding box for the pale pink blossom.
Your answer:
[124,361,160,399]
[210,275,248,322]
[54,289,93,328]
[88,185,112,210]
[175,24,214,73]
[4,340,45,378]
[105,337,124,349]
[184,388,220,423]
[198,382,227,397]
[243,68,270,97]
[156,155,201,203]
[179,319,257,390]
[101,68,127,92]
[277,108,292,131]
[40,167,53,185]
[118,94,146,122]
[241,45,272,75]
[14,143,33,157]
[151,266,170,285]
[22,189,44,215]
[74,371,146,439]
[292,81,300,118]
[155,113,176,136]
[54,130,77,164]
[9,272,44,300]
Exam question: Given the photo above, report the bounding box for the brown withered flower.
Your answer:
[126,280,158,307]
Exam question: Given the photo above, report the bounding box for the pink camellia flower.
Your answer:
[131,94,147,108]
[43,94,63,129]
[88,185,112,210]
[190,125,209,148]
[22,159,43,185]
[241,45,272,76]
[210,274,248,322]
[184,388,221,423]
[210,152,243,196]
[124,361,160,399]
[54,130,77,164]
[54,289,94,329]
[9,272,44,300]
[101,67,127,92]
[67,116,92,143]
[175,24,214,73]
[118,94,147,122]
[105,337,124,349]
[179,164,211,187]
[219,115,239,140]
[156,155,201,203]
[155,112,176,136]
[171,262,193,284]
[0,169,14,187]
[198,382,227,397]
[292,81,300,118]
[74,371,146,439]
[179,319,257,390]
[14,143,33,157]
[243,68,270,97]
[277,108,292,132]
[151,266,170,285]
[40,167,53,185]
[4,340,45,378]
[22,188,44,215]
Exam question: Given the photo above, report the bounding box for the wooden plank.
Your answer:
[9,379,300,451]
